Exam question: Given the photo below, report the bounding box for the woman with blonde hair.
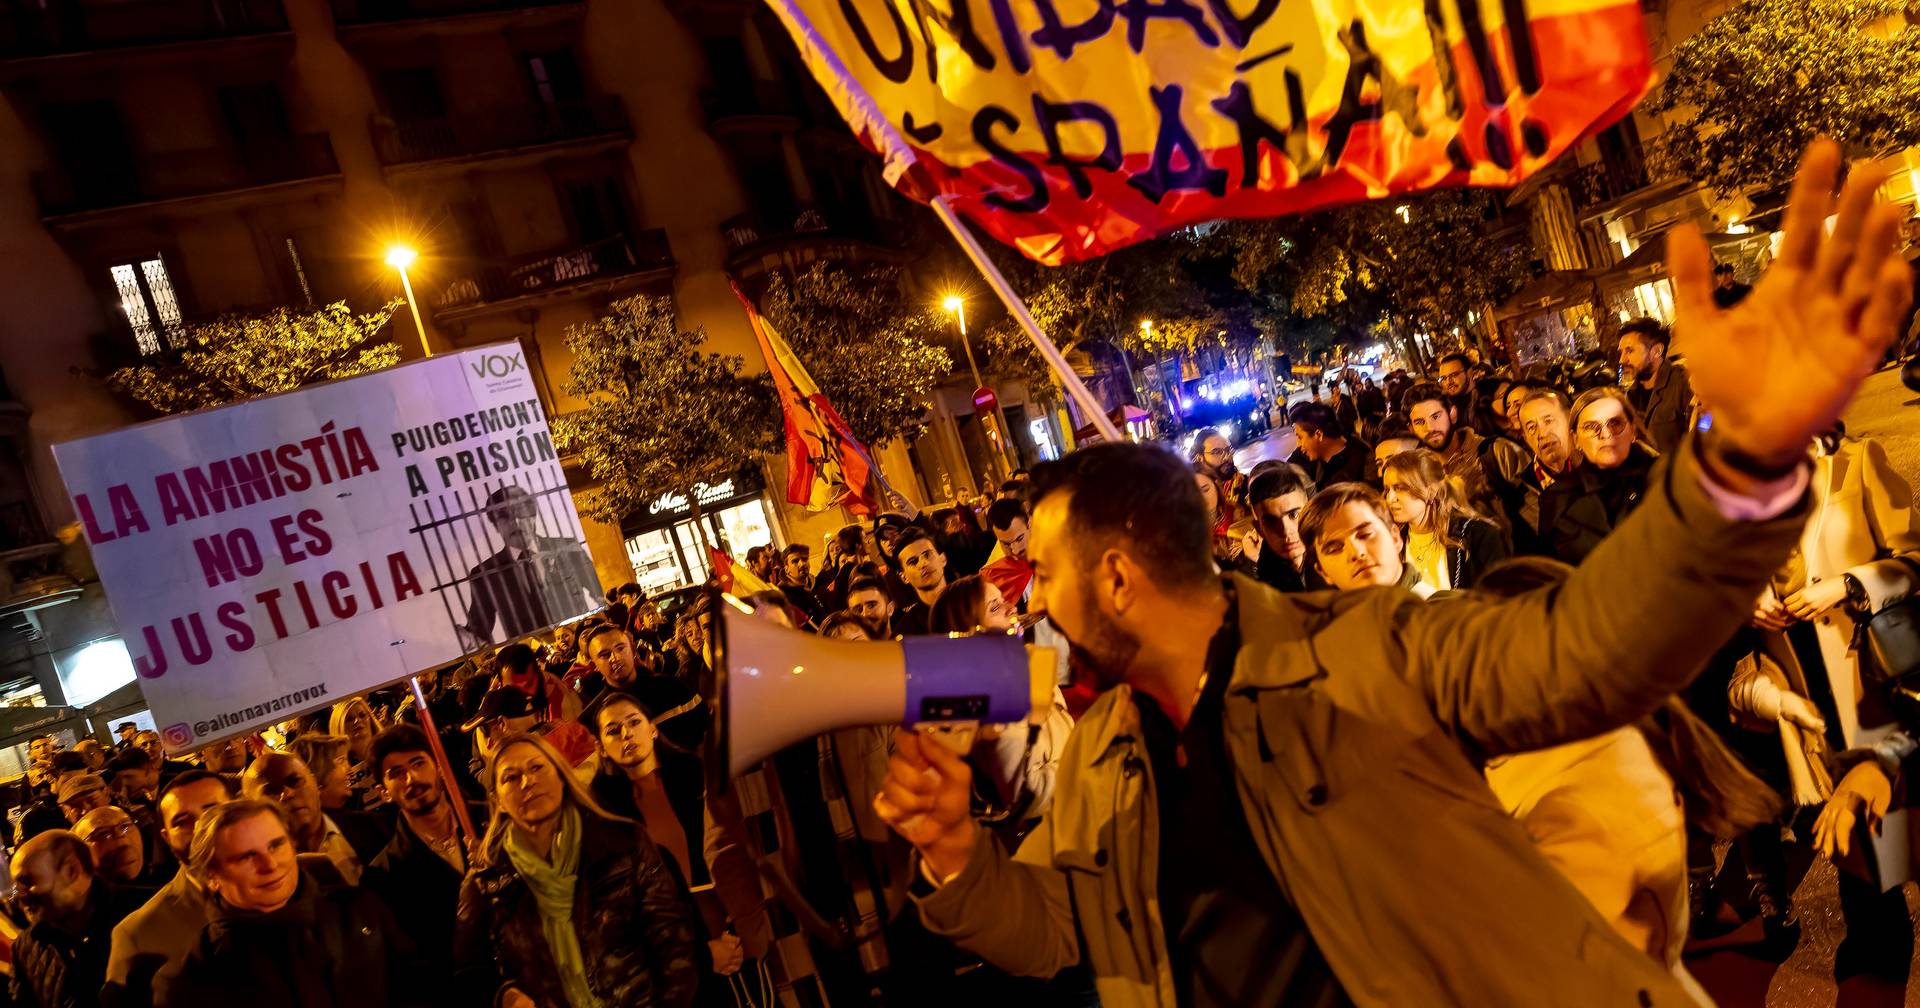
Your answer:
[1380,448,1511,590]
[328,697,385,809]
[454,731,700,1008]
[1536,386,1660,564]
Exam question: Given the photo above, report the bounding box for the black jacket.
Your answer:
[454,811,701,1008]
[11,880,144,1008]
[1444,515,1512,590]
[360,802,488,990]
[162,873,422,1008]
[1288,440,1372,490]
[1536,444,1659,565]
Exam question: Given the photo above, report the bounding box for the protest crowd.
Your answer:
[0,144,1917,1008]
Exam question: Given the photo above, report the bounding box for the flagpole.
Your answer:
[757,0,1121,445]
[928,196,1121,443]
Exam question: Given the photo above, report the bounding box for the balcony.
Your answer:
[722,203,907,273]
[35,132,339,221]
[0,0,288,62]
[700,82,800,134]
[434,230,675,320]
[331,0,579,24]
[372,97,629,168]
[1569,157,1652,213]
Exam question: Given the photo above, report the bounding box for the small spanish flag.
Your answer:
[710,548,778,597]
[733,283,877,516]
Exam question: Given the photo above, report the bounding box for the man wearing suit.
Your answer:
[458,485,601,649]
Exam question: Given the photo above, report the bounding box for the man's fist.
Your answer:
[872,729,980,881]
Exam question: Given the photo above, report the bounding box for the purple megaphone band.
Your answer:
[900,633,1030,725]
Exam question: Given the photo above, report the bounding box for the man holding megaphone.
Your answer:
[872,145,1913,1008]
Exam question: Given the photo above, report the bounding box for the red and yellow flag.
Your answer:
[733,286,878,516]
[762,0,1654,264]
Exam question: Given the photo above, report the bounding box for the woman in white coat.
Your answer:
[1730,429,1920,987]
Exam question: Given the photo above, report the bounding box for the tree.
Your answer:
[758,261,953,446]
[552,294,778,528]
[103,300,401,414]
[1650,0,1920,196]
[1223,188,1527,361]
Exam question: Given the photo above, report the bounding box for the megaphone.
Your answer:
[704,591,1054,795]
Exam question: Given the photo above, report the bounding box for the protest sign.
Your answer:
[770,0,1655,263]
[53,343,602,752]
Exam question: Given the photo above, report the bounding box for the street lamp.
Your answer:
[941,293,1015,477]
[385,245,431,358]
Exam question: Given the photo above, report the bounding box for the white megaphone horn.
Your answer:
[703,590,1055,795]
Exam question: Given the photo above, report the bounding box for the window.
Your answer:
[523,49,586,110]
[110,256,183,355]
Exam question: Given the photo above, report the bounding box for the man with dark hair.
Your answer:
[890,527,948,635]
[1243,464,1315,593]
[12,829,142,1008]
[845,575,896,638]
[1618,318,1695,454]
[980,498,1035,605]
[1712,262,1751,307]
[1287,401,1369,487]
[1437,351,1475,420]
[363,725,486,990]
[458,484,603,648]
[779,544,825,626]
[106,749,159,808]
[1516,387,1577,486]
[1402,380,1534,540]
[746,546,777,583]
[872,156,1909,1002]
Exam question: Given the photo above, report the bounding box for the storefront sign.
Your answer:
[648,480,739,516]
[53,344,602,752]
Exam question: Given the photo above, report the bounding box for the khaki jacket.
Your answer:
[917,440,1802,1007]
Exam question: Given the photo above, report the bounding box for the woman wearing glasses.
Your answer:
[1536,386,1660,564]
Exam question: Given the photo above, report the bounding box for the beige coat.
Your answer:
[1486,729,1708,1005]
[916,440,1801,1008]
[1758,436,1920,747]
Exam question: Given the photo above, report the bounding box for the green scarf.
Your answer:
[504,805,601,1008]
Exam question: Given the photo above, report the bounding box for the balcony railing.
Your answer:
[329,0,579,24]
[373,97,628,165]
[1569,157,1651,212]
[722,203,905,256]
[700,82,798,127]
[436,230,674,311]
[35,132,338,217]
[0,0,287,59]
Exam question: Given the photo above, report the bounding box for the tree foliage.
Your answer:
[1223,188,1526,356]
[553,294,777,526]
[979,234,1242,391]
[103,301,402,414]
[759,261,953,446]
[1650,0,1920,196]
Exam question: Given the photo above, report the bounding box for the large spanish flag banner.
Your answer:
[764,0,1654,264]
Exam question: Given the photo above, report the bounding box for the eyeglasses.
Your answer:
[84,823,135,842]
[1579,416,1630,439]
[1202,447,1231,459]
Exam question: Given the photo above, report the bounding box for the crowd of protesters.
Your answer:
[0,143,1913,1008]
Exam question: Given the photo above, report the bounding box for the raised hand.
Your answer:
[1670,139,1913,472]
[872,728,979,880]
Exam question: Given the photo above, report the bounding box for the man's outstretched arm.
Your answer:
[1394,140,1913,759]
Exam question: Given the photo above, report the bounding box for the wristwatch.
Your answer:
[1843,573,1870,613]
